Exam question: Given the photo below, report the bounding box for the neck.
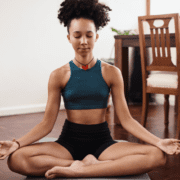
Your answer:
[74,55,94,64]
[74,55,96,68]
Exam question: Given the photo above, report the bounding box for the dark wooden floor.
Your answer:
[0,104,180,180]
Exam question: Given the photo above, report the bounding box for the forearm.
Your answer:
[122,118,162,146]
[16,122,51,148]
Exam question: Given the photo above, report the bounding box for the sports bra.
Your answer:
[61,59,110,110]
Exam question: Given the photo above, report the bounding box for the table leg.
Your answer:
[114,39,129,125]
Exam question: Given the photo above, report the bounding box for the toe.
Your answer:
[45,167,57,179]
[46,174,56,179]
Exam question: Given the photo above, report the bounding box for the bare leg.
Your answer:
[45,153,165,178]
[75,154,162,177]
[45,154,112,179]
[27,155,73,176]
[7,142,74,176]
[24,154,106,176]
[45,143,166,178]
[8,153,74,176]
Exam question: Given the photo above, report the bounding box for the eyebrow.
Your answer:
[73,31,93,33]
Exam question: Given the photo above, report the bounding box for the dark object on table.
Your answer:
[129,47,154,104]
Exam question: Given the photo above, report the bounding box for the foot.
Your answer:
[45,166,68,179]
[45,155,112,179]
[45,160,85,179]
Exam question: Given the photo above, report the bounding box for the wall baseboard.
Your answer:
[0,103,65,117]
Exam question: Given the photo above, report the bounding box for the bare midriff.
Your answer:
[66,108,107,124]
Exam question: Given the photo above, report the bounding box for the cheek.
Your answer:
[71,40,79,48]
[90,40,95,46]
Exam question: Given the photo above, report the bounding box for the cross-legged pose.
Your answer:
[1,0,180,179]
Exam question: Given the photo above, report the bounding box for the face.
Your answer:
[67,18,99,56]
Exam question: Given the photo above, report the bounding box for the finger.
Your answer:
[0,155,6,160]
[175,150,180,155]
[173,143,180,147]
[0,141,5,145]
[172,139,180,143]
[0,153,4,157]
[174,143,180,147]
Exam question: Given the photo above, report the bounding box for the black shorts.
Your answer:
[54,119,117,160]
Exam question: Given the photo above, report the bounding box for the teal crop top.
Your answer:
[61,59,110,110]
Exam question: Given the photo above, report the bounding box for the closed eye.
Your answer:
[75,36,92,38]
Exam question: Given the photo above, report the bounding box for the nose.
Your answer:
[80,36,88,44]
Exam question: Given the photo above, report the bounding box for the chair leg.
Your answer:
[175,95,178,115]
[176,95,180,139]
[164,94,169,128]
[141,93,149,127]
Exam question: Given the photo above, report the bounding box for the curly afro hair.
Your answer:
[57,0,112,34]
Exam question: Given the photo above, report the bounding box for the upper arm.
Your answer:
[41,69,62,131]
[110,66,133,126]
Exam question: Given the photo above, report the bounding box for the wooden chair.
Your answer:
[138,13,180,139]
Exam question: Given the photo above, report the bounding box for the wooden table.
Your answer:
[113,33,176,125]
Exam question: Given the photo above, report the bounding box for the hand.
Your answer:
[156,139,180,155]
[0,140,19,160]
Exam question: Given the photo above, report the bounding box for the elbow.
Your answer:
[43,127,52,136]
[39,122,53,135]
[120,117,134,129]
[46,128,52,134]
[46,126,53,134]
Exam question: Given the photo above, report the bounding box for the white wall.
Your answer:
[151,0,180,15]
[0,0,146,116]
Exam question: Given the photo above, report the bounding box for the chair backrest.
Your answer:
[138,13,180,77]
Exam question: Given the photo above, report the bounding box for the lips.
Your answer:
[80,48,89,51]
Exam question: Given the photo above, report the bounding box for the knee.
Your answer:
[7,150,19,172]
[7,149,30,175]
[149,146,166,167]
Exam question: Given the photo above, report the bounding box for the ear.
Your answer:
[95,33,99,42]
[67,34,71,43]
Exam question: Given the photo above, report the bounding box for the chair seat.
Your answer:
[147,71,178,88]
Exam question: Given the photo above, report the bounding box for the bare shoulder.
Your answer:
[101,61,123,87]
[101,60,120,73]
[49,62,70,89]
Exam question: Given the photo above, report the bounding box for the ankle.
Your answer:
[69,160,85,177]
[67,160,74,167]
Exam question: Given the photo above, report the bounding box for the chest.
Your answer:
[62,63,111,90]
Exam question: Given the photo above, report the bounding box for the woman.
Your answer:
[0,0,180,179]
